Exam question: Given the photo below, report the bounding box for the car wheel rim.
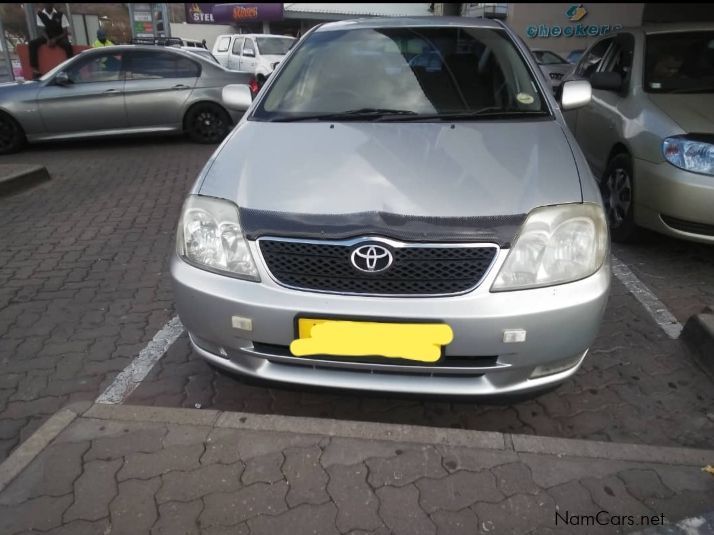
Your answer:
[195,111,225,141]
[0,117,17,149]
[603,167,632,229]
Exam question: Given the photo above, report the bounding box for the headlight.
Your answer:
[491,203,608,292]
[663,136,714,176]
[177,195,259,281]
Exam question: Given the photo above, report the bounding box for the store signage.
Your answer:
[526,4,622,39]
[185,3,284,24]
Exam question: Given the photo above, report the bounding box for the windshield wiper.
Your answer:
[377,108,549,122]
[667,86,714,94]
[267,108,418,122]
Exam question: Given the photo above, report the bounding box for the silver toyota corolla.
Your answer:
[0,45,253,153]
[172,17,611,397]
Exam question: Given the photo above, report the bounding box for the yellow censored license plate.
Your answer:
[290,318,454,363]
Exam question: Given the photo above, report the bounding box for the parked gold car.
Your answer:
[564,23,714,243]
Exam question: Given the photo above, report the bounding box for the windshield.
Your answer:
[567,50,584,63]
[254,27,548,121]
[256,37,295,56]
[645,31,714,93]
[533,50,567,65]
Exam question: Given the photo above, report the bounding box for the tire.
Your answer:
[0,112,26,155]
[600,152,638,243]
[184,103,231,144]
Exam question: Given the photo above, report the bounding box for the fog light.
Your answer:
[232,316,253,331]
[529,353,585,379]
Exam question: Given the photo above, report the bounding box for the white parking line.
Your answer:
[610,256,683,339]
[95,316,185,404]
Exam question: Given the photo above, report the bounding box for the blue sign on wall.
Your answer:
[526,4,623,39]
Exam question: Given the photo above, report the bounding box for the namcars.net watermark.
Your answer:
[556,510,666,528]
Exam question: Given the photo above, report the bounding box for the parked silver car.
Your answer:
[172,18,610,397]
[180,46,220,65]
[0,45,253,154]
[531,49,574,89]
[564,23,714,243]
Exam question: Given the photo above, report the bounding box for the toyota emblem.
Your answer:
[350,244,393,273]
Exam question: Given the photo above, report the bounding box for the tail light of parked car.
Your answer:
[249,77,259,97]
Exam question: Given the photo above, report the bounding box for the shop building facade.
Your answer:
[463,3,644,56]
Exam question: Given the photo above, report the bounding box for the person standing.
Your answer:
[93,28,114,48]
[29,3,73,79]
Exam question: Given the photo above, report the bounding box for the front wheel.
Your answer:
[0,112,26,155]
[185,103,231,144]
[600,153,638,242]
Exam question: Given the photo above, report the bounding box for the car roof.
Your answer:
[315,16,503,32]
[614,22,714,36]
[216,33,295,39]
[77,45,197,55]
[74,45,220,64]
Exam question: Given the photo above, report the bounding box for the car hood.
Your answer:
[648,93,714,133]
[200,120,582,220]
[260,54,284,65]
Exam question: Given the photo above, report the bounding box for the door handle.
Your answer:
[103,88,119,94]
[172,84,190,90]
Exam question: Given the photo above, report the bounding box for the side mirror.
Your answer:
[222,84,253,110]
[590,71,623,92]
[243,49,255,58]
[560,79,592,110]
[54,71,70,86]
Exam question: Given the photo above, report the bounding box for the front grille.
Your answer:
[661,215,714,237]
[258,238,498,296]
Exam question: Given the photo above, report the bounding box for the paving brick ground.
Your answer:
[1,139,714,466]
[613,236,714,324]
[1,404,712,535]
[0,138,214,461]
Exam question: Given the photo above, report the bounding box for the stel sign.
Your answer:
[526,4,623,39]
[185,3,284,24]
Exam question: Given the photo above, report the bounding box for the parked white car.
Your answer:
[212,34,296,82]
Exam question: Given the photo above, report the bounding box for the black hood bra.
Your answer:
[239,208,525,247]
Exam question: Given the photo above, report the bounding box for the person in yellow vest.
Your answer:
[93,28,114,48]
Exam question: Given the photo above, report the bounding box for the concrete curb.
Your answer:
[0,408,78,494]
[86,403,714,466]
[2,402,712,496]
[0,164,50,196]
[682,306,714,378]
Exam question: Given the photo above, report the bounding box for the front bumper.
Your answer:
[634,158,714,243]
[171,245,611,396]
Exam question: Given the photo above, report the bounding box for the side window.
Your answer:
[216,36,231,53]
[66,53,123,83]
[126,52,200,80]
[576,38,613,79]
[232,37,244,55]
[602,34,635,82]
[243,38,256,56]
